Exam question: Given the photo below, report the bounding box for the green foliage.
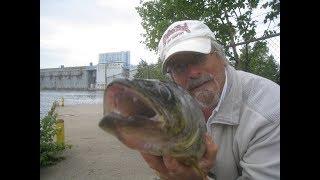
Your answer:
[262,0,280,26]
[136,0,262,63]
[133,59,149,78]
[136,0,207,51]
[40,101,71,167]
[134,59,170,81]
[239,41,279,83]
[136,0,280,83]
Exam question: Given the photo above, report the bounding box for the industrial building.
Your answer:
[40,63,96,90]
[95,51,130,89]
[40,51,137,90]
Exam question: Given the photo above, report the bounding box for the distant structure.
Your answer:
[128,65,138,79]
[40,51,139,90]
[98,51,130,68]
[40,63,96,90]
[96,51,130,89]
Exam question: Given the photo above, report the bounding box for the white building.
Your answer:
[96,51,130,89]
[96,61,127,89]
[95,51,146,89]
[99,51,130,68]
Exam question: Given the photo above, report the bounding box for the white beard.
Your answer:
[193,89,221,109]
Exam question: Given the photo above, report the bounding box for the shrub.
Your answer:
[40,101,71,167]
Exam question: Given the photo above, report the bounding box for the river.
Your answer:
[40,90,104,119]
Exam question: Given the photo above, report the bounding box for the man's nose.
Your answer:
[186,64,202,79]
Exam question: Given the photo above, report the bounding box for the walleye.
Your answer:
[99,78,207,177]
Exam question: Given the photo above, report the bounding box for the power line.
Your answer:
[105,33,280,78]
[226,33,280,48]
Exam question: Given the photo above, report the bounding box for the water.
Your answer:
[40,90,104,119]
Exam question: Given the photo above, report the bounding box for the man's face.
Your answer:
[166,52,226,109]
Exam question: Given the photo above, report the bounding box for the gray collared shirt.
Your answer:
[207,65,280,180]
[206,68,228,133]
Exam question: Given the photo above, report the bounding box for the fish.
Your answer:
[98,78,207,177]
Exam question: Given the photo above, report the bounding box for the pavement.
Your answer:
[40,104,157,180]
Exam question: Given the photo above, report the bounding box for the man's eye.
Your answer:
[174,64,186,73]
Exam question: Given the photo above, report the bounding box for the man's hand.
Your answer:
[140,133,218,180]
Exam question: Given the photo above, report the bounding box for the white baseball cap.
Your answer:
[158,20,216,73]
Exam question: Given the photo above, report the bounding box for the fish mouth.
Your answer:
[104,83,158,120]
[99,82,167,153]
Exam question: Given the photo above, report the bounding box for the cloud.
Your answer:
[40,48,69,68]
[40,0,158,69]
[41,0,138,26]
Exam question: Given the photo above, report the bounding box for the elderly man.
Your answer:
[140,20,280,180]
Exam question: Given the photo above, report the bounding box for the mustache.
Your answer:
[186,74,214,90]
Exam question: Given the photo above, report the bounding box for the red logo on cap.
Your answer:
[163,23,190,46]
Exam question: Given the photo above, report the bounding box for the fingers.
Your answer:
[141,153,184,179]
[163,156,200,180]
[199,133,218,172]
[203,133,218,160]
[140,152,168,174]
[140,134,218,180]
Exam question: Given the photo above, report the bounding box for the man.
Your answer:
[140,20,280,180]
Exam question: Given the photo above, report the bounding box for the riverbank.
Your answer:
[40,104,156,180]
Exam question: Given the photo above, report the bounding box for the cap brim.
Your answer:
[162,37,211,74]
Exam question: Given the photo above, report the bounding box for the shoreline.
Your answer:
[40,103,156,180]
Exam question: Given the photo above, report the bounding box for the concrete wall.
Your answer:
[40,66,96,90]
[96,64,106,85]
[40,63,137,90]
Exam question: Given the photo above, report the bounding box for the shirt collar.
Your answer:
[213,68,228,114]
[207,66,242,126]
[205,68,227,129]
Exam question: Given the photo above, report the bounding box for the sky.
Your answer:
[40,0,279,69]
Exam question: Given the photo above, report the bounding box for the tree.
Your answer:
[239,41,279,83]
[133,59,149,78]
[152,59,171,81]
[136,0,280,83]
[134,59,170,81]
[262,0,280,26]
